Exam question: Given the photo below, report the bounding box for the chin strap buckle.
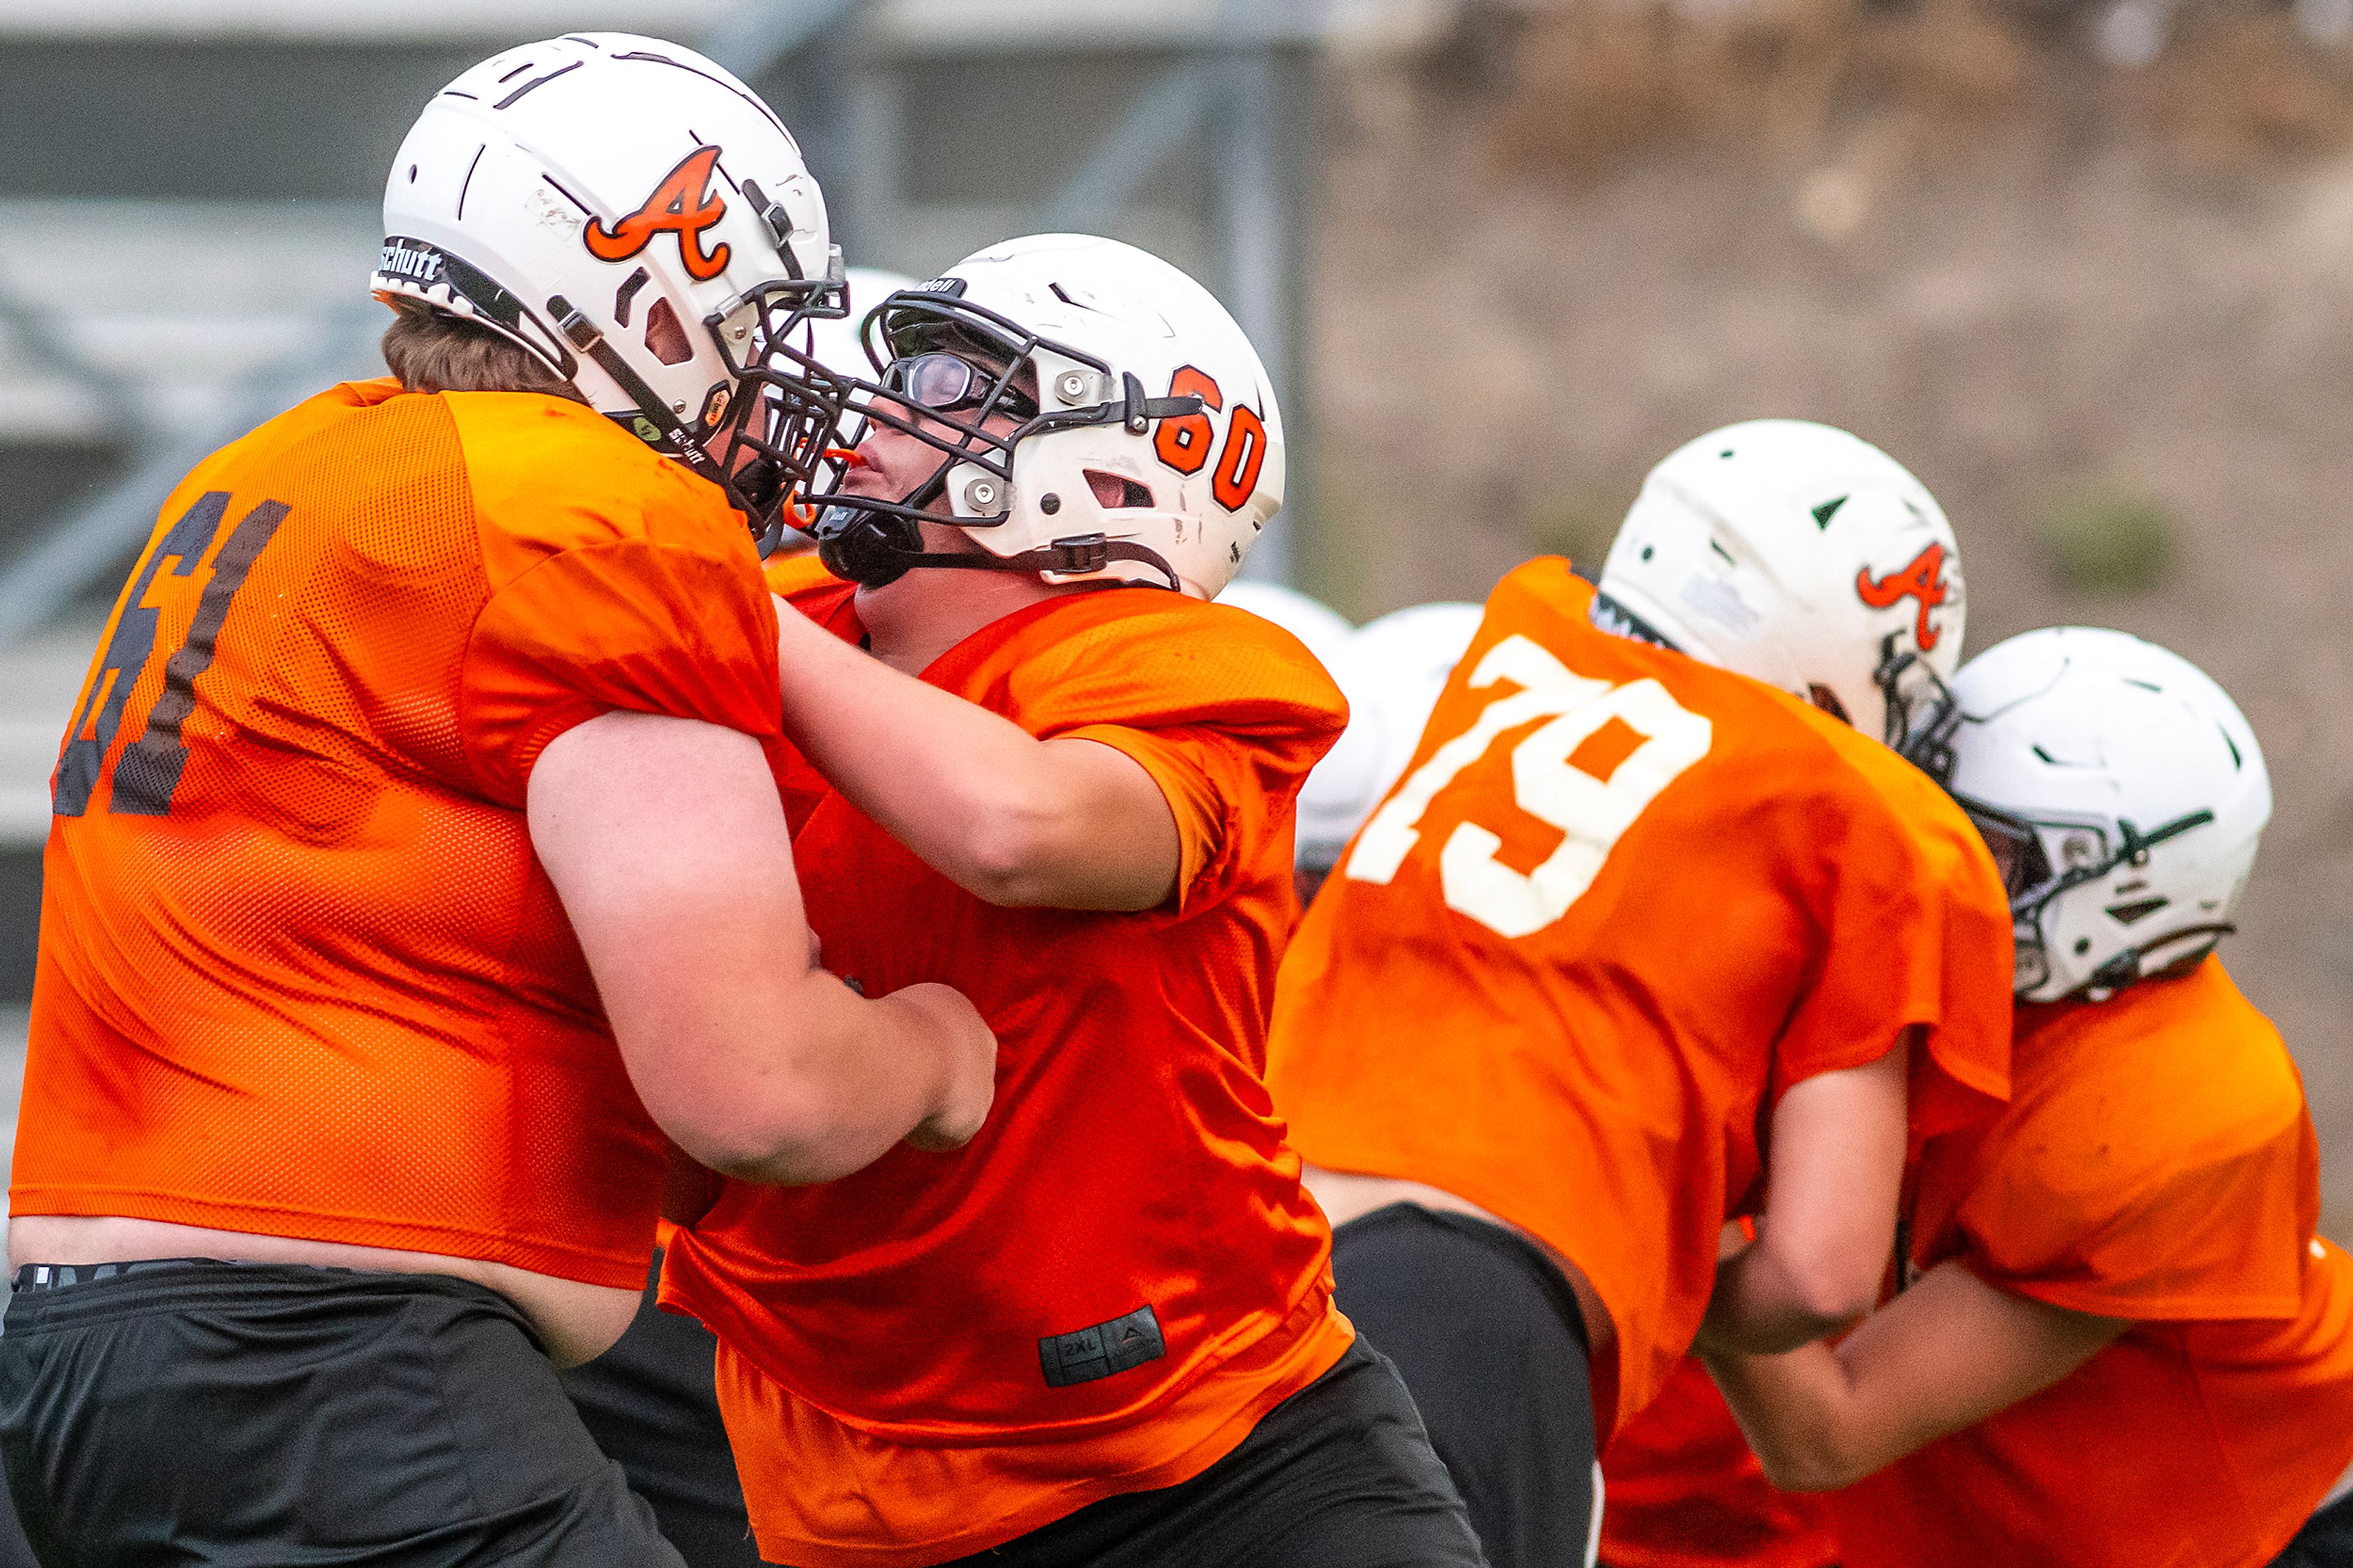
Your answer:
[1044,534,1110,574]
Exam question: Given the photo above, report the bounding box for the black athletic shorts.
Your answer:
[1332,1204,1601,1568]
[2273,1488,2353,1567]
[559,1250,760,1568]
[942,1336,1488,1567]
[0,1258,685,1568]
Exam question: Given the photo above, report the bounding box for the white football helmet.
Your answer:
[1296,603,1483,876]
[1215,581,1355,668]
[1596,420,1965,775]
[374,34,847,536]
[805,233,1284,598]
[1945,627,2270,1002]
[1208,582,1366,874]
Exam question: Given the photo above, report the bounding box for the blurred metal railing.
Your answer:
[0,0,1338,646]
[0,299,384,648]
[772,0,1320,583]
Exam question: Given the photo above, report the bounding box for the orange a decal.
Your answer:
[585,146,732,281]
[1855,542,1952,651]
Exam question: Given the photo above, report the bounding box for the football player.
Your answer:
[1700,627,2353,1568]
[656,235,1490,1567]
[557,259,919,1568]
[0,37,992,1566]
[1265,420,2016,1567]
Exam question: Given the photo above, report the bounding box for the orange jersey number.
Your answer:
[1346,632,1713,937]
[53,491,288,819]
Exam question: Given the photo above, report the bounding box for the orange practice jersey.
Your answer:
[1266,559,2012,1441]
[661,584,1355,1566]
[12,379,783,1289]
[1828,957,2353,1568]
[759,540,838,599]
[1600,1358,1838,1568]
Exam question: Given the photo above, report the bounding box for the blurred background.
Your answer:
[0,0,2346,1235]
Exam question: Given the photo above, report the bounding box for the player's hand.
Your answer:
[893,982,998,1153]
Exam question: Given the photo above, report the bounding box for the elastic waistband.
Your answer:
[1338,1203,1593,1356]
[3,1257,527,1336]
[13,1258,227,1293]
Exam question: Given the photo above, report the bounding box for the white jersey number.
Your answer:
[1346,633,1713,938]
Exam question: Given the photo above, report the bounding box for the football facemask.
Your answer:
[803,289,1203,588]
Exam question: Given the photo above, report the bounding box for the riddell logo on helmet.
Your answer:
[584,146,732,281]
[1856,542,1952,651]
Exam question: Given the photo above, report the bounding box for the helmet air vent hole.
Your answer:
[1719,449,1735,459]
[1708,539,1737,566]
[407,164,419,183]
[643,298,692,366]
[2123,678,2162,692]
[2075,937,2093,955]
[1811,496,1847,529]
[1805,684,1851,724]
[1640,545,1654,562]
[1085,471,1154,510]
[613,267,650,328]
[2107,897,2170,926]
[1040,493,1062,516]
[2032,744,2058,763]
[2221,727,2243,768]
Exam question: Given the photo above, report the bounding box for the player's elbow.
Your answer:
[1773,1238,1882,1336]
[1755,1434,1873,1494]
[955,822,1064,907]
[1787,1275,1876,1338]
[954,787,1151,909]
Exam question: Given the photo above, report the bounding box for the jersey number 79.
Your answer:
[1346,634,1713,939]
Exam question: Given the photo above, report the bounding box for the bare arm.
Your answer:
[1699,1038,1911,1353]
[772,599,1181,911]
[1700,1260,2130,1490]
[529,711,996,1185]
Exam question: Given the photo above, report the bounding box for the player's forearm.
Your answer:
[1698,1339,1877,1491]
[773,607,1172,907]
[673,975,988,1186]
[1701,1260,2133,1491]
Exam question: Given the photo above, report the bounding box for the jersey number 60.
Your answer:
[1346,634,1713,939]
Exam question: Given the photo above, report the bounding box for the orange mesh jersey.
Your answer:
[760,542,838,600]
[12,378,783,1289]
[1265,558,2012,1441]
[661,586,1354,1566]
[1600,1357,1839,1568]
[1828,957,2353,1568]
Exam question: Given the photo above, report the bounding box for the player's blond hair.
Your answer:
[379,298,584,401]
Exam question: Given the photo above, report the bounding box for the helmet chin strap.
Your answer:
[813,460,1179,591]
[2084,921,2236,998]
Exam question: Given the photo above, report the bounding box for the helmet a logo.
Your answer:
[585,146,732,282]
[1856,542,1952,651]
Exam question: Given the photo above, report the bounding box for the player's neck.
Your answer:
[853,566,1069,676]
